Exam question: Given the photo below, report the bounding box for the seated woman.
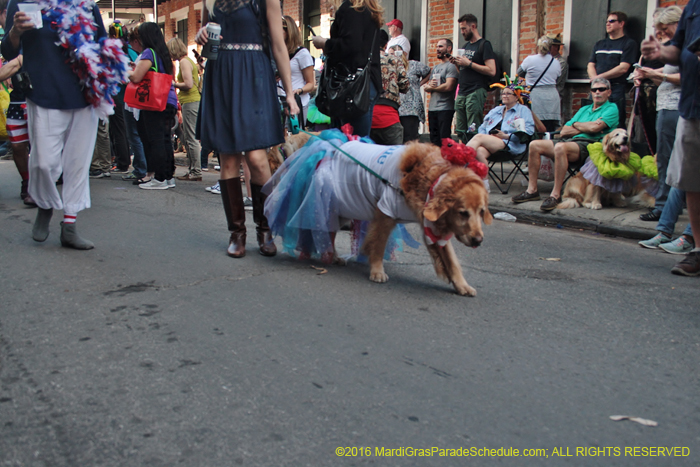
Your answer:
[467,85,535,168]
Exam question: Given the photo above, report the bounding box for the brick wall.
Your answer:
[660,0,689,6]
[158,0,201,47]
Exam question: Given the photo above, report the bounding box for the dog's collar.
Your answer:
[423,174,453,248]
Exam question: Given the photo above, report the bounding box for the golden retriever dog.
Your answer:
[558,128,633,210]
[267,132,318,173]
[363,143,492,296]
[265,138,492,296]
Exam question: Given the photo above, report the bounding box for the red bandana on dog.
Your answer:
[423,174,453,248]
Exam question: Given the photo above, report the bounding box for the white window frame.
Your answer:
[170,6,189,22]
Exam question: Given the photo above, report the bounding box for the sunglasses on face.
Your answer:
[607,19,619,24]
[591,87,609,93]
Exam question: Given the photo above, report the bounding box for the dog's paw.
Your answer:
[334,256,346,266]
[369,271,389,283]
[590,202,602,210]
[454,282,477,297]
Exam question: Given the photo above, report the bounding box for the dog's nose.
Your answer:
[471,236,483,247]
[621,136,629,145]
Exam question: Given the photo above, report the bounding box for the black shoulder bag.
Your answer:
[527,56,555,92]
[316,30,377,120]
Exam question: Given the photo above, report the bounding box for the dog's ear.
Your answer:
[482,207,493,225]
[423,199,449,222]
[400,142,435,174]
[602,132,611,148]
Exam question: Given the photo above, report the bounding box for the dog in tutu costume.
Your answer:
[263,128,492,296]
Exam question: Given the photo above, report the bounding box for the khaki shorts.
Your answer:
[560,137,597,168]
[667,117,700,192]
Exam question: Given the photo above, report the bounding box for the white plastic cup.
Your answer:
[18,3,42,29]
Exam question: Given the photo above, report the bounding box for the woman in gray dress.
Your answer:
[517,35,562,132]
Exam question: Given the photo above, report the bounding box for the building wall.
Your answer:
[158,0,201,47]
[153,0,691,125]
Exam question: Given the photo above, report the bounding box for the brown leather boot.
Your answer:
[251,183,277,256]
[219,178,246,258]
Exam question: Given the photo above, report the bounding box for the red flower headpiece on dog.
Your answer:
[440,139,487,179]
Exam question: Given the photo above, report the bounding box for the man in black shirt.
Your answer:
[449,14,496,143]
[587,11,638,128]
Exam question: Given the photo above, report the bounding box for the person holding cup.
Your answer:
[195,0,298,258]
[424,38,459,146]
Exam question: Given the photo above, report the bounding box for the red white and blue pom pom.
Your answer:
[40,0,129,119]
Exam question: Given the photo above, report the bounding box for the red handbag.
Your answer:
[124,48,171,112]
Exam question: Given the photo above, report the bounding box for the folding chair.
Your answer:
[487,147,529,194]
[487,131,533,194]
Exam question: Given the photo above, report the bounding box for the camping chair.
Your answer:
[487,131,533,194]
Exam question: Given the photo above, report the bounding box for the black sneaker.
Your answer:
[671,251,700,277]
[639,210,661,222]
[89,170,110,179]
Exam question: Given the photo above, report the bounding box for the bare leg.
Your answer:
[12,142,29,175]
[245,149,276,256]
[525,140,554,194]
[466,134,507,165]
[551,142,581,199]
[242,159,252,198]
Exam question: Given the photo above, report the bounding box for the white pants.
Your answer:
[27,100,99,213]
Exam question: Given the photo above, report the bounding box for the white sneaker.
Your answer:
[167,178,176,189]
[139,179,169,190]
[207,182,221,194]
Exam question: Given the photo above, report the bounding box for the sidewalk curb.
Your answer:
[492,207,654,240]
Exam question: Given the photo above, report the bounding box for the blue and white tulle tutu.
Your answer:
[263,130,419,261]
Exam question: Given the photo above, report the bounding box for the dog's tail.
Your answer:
[557,197,581,209]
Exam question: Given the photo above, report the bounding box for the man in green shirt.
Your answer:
[512,77,619,211]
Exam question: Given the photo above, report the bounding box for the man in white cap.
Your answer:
[386,19,410,57]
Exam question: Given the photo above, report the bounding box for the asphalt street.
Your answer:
[1,161,699,466]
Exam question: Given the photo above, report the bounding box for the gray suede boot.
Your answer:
[32,208,53,242]
[60,222,95,250]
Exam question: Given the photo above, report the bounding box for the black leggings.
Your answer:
[137,105,176,182]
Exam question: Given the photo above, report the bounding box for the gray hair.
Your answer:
[536,35,552,55]
[654,6,682,27]
[591,77,611,89]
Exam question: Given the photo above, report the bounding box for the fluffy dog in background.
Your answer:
[267,132,317,173]
[558,129,636,210]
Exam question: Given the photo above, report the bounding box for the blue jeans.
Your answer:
[657,186,692,237]
[334,82,378,138]
[652,109,680,214]
[123,108,147,178]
